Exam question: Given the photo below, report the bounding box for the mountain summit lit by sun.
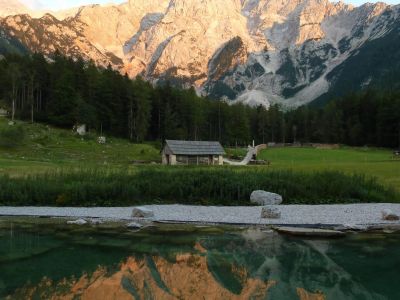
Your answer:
[19,0,400,11]
[1,0,399,107]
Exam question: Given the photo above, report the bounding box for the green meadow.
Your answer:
[0,119,399,204]
[226,147,400,192]
[259,147,400,192]
[0,118,160,174]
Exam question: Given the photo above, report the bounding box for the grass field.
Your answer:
[1,118,399,194]
[259,147,399,192]
[0,118,160,174]
[226,147,399,192]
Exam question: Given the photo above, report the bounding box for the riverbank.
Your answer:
[1,204,400,228]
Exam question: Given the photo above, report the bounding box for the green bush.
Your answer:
[0,124,26,148]
[0,167,398,206]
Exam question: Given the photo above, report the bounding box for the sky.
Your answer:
[20,0,399,11]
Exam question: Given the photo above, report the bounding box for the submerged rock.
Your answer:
[126,222,143,229]
[335,224,369,231]
[261,207,281,219]
[250,191,282,206]
[67,219,88,225]
[275,226,345,237]
[382,209,400,221]
[132,207,154,218]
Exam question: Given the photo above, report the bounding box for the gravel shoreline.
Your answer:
[1,204,400,226]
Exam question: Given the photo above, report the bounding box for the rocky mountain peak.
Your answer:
[1,0,399,108]
[128,0,170,14]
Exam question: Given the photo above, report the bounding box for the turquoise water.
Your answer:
[0,220,399,299]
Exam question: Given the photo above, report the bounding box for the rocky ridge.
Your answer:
[0,0,399,107]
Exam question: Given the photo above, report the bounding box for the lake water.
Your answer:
[0,219,399,300]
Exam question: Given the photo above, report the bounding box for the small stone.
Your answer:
[126,222,143,229]
[251,191,283,206]
[67,219,88,225]
[90,219,104,225]
[132,207,154,218]
[382,209,400,221]
[342,224,369,231]
[261,207,281,219]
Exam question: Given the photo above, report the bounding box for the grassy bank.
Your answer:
[0,167,398,206]
[0,118,160,174]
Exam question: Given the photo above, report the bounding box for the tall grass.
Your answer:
[0,167,398,206]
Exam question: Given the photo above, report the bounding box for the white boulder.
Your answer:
[261,207,281,219]
[67,219,88,225]
[132,207,154,218]
[251,191,283,206]
[382,209,400,221]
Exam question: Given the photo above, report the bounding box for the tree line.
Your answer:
[0,53,399,148]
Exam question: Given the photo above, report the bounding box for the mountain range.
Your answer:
[0,0,399,107]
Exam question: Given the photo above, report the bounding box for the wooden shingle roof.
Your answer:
[165,140,225,155]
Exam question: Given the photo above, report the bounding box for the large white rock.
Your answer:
[250,190,283,206]
[261,207,281,219]
[132,207,154,218]
[382,209,400,221]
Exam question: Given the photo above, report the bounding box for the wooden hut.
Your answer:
[162,140,225,165]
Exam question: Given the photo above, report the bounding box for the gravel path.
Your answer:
[1,204,400,226]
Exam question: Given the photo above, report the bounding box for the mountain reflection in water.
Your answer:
[0,223,399,300]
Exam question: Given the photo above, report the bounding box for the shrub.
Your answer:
[0,124,26,148]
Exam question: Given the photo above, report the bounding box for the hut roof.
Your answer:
[165,140,225,156]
